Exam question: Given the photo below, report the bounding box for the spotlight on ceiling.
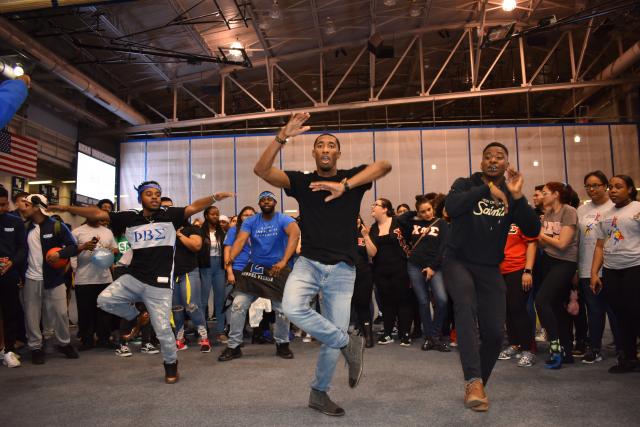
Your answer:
[383,0,397,6]
[574,134,581,143]
[409,0,422,17]
[13,63,24,77]
[324,16,336,35]
[269,0,281,19]
[502,0,517,12]
[229,41,243,58]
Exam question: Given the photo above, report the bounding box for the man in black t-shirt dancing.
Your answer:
[254,113,391,416]
[50,182,232,384]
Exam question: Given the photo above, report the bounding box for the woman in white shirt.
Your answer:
[591,174,640,374]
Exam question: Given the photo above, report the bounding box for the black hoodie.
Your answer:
[397,211,448,271]
[445,172,540,266]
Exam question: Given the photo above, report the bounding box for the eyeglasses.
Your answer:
[371,203,383,208]
[584,184,605,190]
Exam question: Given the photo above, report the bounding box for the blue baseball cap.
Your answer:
[258,191,277,203]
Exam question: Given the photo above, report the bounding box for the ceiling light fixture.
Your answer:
[269,0,281,19]
[13,63,24,77]
[409,0,422,17]
[229,40,243,58]
[324,16,336,35]
[532,160,539,167]
[383,0,397,6]
[62,180,76,184]
[574,134,581,143]
[28,180,52,185]
[431,164,437,170]
[502,0,517,12]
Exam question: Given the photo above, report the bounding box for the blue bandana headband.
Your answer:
[258,191,276,203]
[135,183,162,203]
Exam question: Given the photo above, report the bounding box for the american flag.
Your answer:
[0,129,38,178]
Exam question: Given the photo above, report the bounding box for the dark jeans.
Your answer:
[535,253,576,353]
[579,278,620,351]
[503,270,533,351]
[570,284,588,345]
[408,262,448,338]
[443,256,505,384]
[75,284,113,345]
[374,270,413,337]
[0,275,25,350]
[603,266,640,360]
[352,263,373,327]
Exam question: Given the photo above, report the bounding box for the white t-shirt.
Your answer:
[26,225,44,281]
[577,199,614,278]
[71,224,117,285]
[595,200,640,270]
[209,230,221,257]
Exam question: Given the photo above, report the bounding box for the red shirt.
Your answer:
[500,224,538,275]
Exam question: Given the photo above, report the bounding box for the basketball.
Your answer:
[46,247,68,269]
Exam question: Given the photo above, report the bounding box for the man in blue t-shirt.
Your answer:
[219,191,300,362]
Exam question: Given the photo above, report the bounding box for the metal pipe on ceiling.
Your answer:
[0,1,128,13]
[564,40,640,114]
[125,77,640,134]
[0,17,149,126]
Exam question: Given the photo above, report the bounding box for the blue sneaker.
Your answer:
[544,352,563,369]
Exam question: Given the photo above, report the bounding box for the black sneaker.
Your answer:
[435,339,452,353]
[400,335,412,347]
[377,334,394,345]
[582,349,603,364]
[31,349,45,365]
[58,344,79,359]
[164,361,179,384]
[421,337,435,351]
[218,346,242,362]
[308,388,345,417]
[276,342,294,359]
[373,315,383,325]
[572,341,587,358]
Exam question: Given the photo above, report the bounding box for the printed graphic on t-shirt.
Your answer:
[583,212,601,236]
[473,198,506,217]
[508,224,518,235]
[610,217,624,244]
[125,222,177,250]
[412,224,441,237]
[542,220,561,237]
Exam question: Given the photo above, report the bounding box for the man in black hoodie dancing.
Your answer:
[443,142,540,412]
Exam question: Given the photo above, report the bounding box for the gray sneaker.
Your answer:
[341,335,365,388]
[517,351,536,367]
[498,346,521,360]
[308,389,345,417]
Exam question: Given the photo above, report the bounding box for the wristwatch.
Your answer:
[343,179,351,192]
[523,268,533,274]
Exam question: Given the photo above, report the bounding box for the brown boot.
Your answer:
[464,379,489,412]
[164,361,179,384]
[122,311,150,341]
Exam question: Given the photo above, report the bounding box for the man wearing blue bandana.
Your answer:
[253,112,391,416]
[219,191,300,362]
[49,182,232,384]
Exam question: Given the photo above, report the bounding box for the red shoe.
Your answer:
[450,329,457,347]
[199,338,211,353]
[176,339,188,351]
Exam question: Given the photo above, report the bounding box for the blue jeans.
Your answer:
[200,256,228,334]
[579,278,620,351]
[97,274,176,363]
[172,268,207,339]
[407,262,448,338]
[282,256,355,392]
[227,291,289,348]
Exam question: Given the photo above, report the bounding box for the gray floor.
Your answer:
[2,334,639,427]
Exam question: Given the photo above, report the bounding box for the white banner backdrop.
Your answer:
[120,124,640,221]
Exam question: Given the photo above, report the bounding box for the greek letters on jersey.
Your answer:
[508,224,518,235]
[412,223,441,237]
[126,222,176,250]
[473,198,506,217]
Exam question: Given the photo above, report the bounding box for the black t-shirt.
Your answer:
[284,165,372,266]
[370,217,409,275]
[173,225,203,276]
[109,207,185,288]
[397,212,449,270]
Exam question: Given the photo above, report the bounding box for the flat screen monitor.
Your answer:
[76,151,116,204]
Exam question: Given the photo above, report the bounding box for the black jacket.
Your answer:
[445,172,540,266]
[397,212,449,271]
[0,212,26,282]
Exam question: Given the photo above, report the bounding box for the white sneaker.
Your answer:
[2,351,21,368]
[535,329,547,343]
[302,335,313,343]
[518,351,536,367]
[140,343,159,354]
[498,346,521,360]
[115,344,133,357]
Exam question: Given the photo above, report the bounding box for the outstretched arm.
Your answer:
[48,205,109,222]
[184,192,233,219]
[254,113,311,189]
[309,160,392,202]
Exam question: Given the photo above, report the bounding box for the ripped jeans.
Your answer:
[98,274,176,364]
[227,290,290,349]
[172,268,207,341]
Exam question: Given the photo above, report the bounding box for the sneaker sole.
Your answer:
[377,341,394,345]
[582,358,602,364]
[141,351,160,354]
[116,353,133,357]
[350,338,365,388]
[399,343,411,347]
[200,348,212,353]
[308,403,345,417]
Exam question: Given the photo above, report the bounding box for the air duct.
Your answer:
[0,17,148,126]
[31,82,109,128]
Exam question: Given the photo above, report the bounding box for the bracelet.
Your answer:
[212,194,218,203]
[275,135,288,145]
[343,179,351,192]
[523,268,533,274]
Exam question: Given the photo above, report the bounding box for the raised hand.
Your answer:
[47,204,67,213]
[506,167,524,200]
[489,183,509,214]
[279,113,311,139]
[214,192,235,202]
[309,181,345,202]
